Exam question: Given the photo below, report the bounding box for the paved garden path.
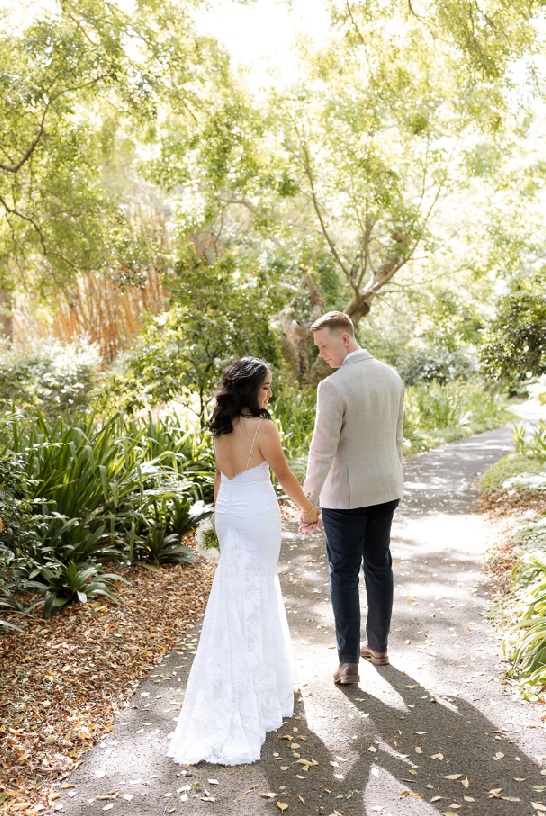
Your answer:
[59,424,546,816]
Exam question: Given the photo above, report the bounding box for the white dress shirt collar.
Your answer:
[341,348,365,366]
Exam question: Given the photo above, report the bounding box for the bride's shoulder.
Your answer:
[258,416,278,435]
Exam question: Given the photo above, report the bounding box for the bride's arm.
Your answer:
[213,465,221,504]
[258,421,319,523]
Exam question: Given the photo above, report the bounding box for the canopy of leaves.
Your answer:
[107,251,280,416]
[479,275,546,386]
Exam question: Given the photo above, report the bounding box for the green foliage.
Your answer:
[26,561,127,616]
[0,0,232,293]
[0,408,211,618]
[403,381,509,455]
[397,343,478,386]
[480,281,546,387]
[270,378,508,465]
[0,337,101,413]
[99,253,280,418]
[508,550,546,689]
[480,452,546,493]
[271,385,317,480]
[513,419,546,461]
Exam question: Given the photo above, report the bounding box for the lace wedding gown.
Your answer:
[167,421,295,766]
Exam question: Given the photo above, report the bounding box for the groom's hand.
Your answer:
[298,515,323,536]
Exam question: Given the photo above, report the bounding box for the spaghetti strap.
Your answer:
[245,418,264,471]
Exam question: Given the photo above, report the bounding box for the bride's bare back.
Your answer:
[214,416,267,479]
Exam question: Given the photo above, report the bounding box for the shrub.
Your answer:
[0,409,212,616]
[0,337,101,413]
[479,285,546,388]
[480,452,546,493]
[397,343,478,386]
[403,381,509,455]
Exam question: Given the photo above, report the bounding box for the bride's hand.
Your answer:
[300,503,319,525]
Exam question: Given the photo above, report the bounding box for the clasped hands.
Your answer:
[298,501,322,536]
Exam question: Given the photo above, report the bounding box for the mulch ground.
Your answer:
[478,490,546,597]
[0,539,215,816]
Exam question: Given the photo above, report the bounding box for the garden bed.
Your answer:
[0,544,214,816]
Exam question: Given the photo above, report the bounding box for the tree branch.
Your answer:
[300,140,352,279]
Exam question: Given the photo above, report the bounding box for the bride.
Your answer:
[167,357,320,766]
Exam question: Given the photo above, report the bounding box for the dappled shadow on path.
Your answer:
[258,665,546,816]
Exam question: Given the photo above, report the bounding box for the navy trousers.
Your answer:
[322,499,399,663]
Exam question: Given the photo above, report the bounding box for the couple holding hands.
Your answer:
[168,311,405,767]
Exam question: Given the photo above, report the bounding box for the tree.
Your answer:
[479,275,546,387]
[146,1,545,385]
[108,249,280,420]
[0,0,230,336]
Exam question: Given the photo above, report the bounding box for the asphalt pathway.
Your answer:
[59,425,546,816]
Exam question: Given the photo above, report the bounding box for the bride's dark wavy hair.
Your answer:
[208,357,271,437]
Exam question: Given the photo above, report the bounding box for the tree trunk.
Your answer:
[276,273,325,387]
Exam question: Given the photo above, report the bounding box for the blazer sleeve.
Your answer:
[396,388,404,464]
[303,378,344,505]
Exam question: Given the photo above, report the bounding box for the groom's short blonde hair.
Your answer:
[310,311,355,336]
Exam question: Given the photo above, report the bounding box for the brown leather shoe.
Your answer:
[360,644,389,665]
[333,662,360,685]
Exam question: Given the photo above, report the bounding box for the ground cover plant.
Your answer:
[480,420,546,700]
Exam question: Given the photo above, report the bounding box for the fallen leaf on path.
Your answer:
[445,774,462,780]
[488,788,502,798]
[276,803,288,812]
[298,795,305,804]
[464,796,475,802]
[531,804,546,813]
[207,779,219,785]
[431,753,444,760]
[493,752,504,760]
[460,778,469,787]
[430,796,444,802]
[368,746,377,752]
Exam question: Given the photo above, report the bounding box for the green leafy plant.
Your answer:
[513,419,546,461]
[26,561,128,616]
[139,528,197,566]
[508,552,546,688]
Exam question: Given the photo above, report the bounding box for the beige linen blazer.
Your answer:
[303,350,404,509]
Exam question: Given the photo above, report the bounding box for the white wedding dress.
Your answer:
[167,420,295,766]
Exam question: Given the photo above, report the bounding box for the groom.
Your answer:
[302,311,404,685]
